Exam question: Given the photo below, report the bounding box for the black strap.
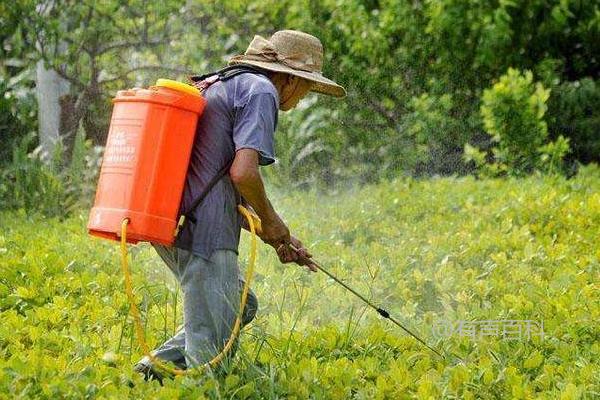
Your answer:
[182,158,235,224]
[180,65,268,226]
[189,64,269,83]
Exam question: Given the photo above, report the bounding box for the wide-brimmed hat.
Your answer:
[228,30,346,98]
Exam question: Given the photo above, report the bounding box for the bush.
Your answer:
[547,78,600,164]
[538,134,571,175]
[466,68,570,177]
[0,133,65,216]
[482,68,550,172]
[63,124,104,210]
[398,93,465,175]
[264,97,340,189]
[4,0,599,184]
[0,128,103,217]
[0,70,38,168]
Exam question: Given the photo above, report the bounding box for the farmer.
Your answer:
[134,30,345,381]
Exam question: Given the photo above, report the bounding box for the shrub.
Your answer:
[482,68,550,173]
[0,133,65,215]
[0,128,103,216]
[398,93,465,175]
[264,98,336,189]
[547,78,600,164]
[63,124,104,210]
[264,97,367,190]
[466,68,570,177]
[538,134,571,175]
[0,70,38,168]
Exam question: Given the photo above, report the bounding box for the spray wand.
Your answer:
[287,243,449,361]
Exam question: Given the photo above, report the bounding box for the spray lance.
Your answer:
[281,242,450,362]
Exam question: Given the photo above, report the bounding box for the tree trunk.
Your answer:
[36,60,71,162]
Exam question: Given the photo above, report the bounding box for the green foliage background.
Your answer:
[1,0,599,186]
[1,167,599,398]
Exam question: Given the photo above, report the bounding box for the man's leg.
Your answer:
[180,249,241,368]
[134,244,187,377]
[134,246,259,374]
[239,275,258,326]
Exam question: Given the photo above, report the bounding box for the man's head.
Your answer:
[269,72,313,111]
[228,29,346,110]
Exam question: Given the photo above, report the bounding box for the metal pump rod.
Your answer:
[289,244,447,360]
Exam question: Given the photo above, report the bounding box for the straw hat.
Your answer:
[228,30,346,98]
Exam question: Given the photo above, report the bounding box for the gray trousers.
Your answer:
[136,244,258,370]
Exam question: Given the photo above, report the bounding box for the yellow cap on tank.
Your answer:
[155,79,200,97]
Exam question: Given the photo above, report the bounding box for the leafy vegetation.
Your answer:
[1,166,598,398]
[0,128,103,216]
[465,68,571,177]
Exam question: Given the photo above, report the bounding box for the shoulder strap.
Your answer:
[181,158,234,225]
[179,65,269,227]
[189,64,269,84]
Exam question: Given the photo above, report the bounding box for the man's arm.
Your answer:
[230,148,316,271]
[230,148,288,244]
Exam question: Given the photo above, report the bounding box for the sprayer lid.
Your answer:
[155,79,200,97]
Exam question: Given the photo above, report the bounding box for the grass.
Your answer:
[1,166,599,399]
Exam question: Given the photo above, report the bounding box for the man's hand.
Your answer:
[274,236,318,272]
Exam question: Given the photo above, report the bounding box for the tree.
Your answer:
[26,0,189,161]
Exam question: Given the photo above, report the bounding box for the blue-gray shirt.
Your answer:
[174,73,279,259]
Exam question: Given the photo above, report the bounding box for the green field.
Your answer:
[1,167,599,399]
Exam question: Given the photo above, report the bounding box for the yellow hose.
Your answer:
[120,204,259,377]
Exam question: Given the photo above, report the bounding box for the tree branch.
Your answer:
[99,65,191,85]
[98,38,170,54]
[366,97,400,128]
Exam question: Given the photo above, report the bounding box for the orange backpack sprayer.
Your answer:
[88,79,203,245]
[87,74,262,377]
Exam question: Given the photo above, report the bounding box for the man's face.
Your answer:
[279,75,313,111]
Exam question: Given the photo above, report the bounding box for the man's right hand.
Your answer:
[272,235,318,272]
